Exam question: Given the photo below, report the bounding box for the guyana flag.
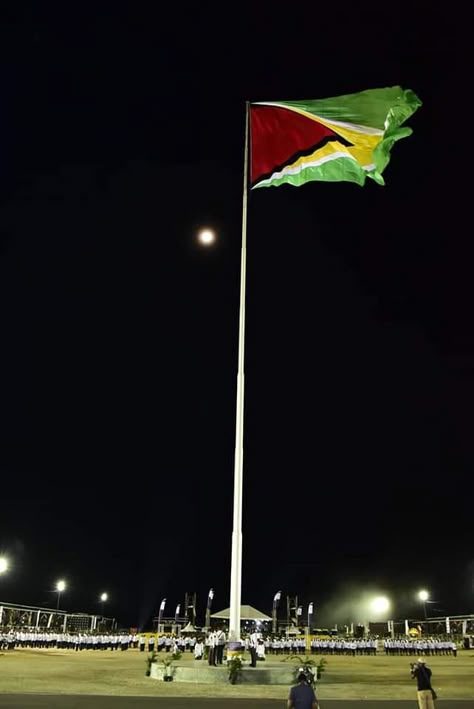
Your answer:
[250,86,421,189]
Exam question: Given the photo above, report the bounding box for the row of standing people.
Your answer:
[310,639,377,655]
[0,631,136,651]
[384,638,457,656]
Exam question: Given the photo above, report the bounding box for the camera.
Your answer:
[297,666,316,685]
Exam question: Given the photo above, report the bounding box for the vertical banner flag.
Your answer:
[205,589,214,629]
[175,604,181,622]
[272,590,281,634]
[297,606,303,617]
[308,602,314,615]
[158,598,166,624]
[250,86,421,189]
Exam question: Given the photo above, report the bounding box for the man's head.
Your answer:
[297,672,308,683]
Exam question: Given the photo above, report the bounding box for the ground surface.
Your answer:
[0,648,473,702]
[0,698,472,708]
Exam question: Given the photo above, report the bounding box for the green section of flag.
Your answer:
[278,87,421,132]
[253,155,369,189]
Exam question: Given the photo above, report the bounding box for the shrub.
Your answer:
[145,650,158,676]
[227,655,243,684]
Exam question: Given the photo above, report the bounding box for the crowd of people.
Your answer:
[133,632,461,661]
[0,630,136,651]
[310,638,377,655]
[384,638,458,656]
[0,628,461,660]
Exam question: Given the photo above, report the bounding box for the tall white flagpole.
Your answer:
[229,101,249,642]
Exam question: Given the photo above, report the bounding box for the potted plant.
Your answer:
[162,650,182,681]
[227,655,243,684]
[145,650,158,676]
[316,657,327,680]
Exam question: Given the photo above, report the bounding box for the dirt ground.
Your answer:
[0,648,473,700]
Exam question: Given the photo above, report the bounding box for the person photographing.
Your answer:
[287,671,320,709]
[411,658,437,708]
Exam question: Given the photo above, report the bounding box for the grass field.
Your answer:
[0,648,473,700]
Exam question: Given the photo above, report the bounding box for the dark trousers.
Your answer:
[216,644,224,664]
[208,647,216,665]
[249,646,257,667]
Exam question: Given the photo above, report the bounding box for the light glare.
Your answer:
[56,580,66,592]
[100,592,108,602]
[197,228,216,246]
[371,596,390,614]
[0,557,9,574]
[418,590,429,602]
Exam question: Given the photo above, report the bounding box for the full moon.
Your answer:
[197,228,216,246]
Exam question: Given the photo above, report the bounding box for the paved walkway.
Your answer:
[0,697,471,708]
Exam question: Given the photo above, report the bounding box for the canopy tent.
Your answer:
[210,605,271,622]
[179,622,197,634]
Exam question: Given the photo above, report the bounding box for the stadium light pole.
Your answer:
[56,579,66,610]
[418,590,429,620]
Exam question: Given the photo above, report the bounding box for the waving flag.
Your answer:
[250,86,421,188]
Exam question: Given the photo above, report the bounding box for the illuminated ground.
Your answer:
[0,648,473,700]
[0,699,472,708]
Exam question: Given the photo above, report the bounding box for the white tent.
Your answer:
[210,604,271,622]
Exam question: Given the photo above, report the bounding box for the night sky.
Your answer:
[0,7,471,629]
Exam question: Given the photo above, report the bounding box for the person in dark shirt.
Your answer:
[411,658,435,709]
[287,672,319,709]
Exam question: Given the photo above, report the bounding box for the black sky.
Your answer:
[0,5,472,628]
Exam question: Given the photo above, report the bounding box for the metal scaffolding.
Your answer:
[0,601,116,632]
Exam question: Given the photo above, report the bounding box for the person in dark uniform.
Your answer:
[287,672,319,709]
